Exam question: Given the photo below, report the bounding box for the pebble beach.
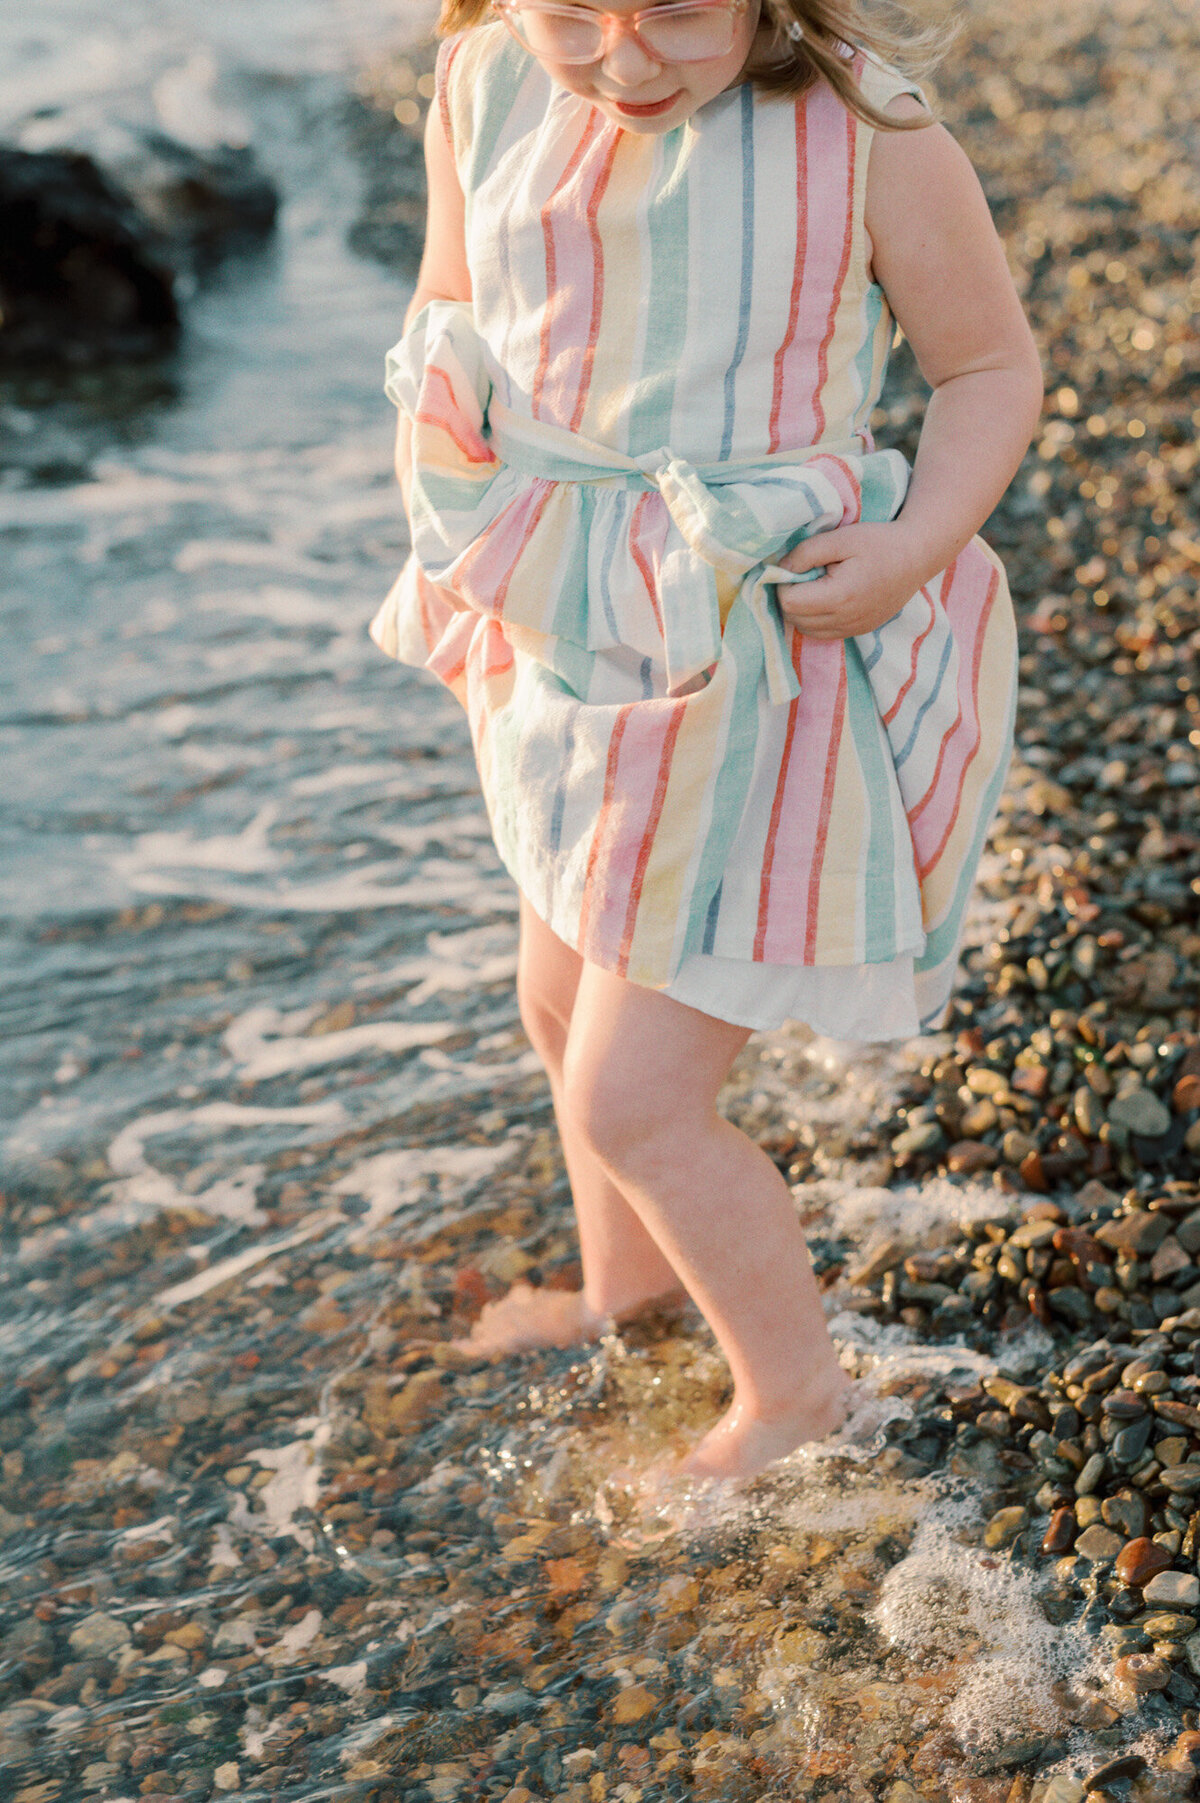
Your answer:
[2,0,1200,1799]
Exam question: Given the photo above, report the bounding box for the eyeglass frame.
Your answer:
[490,0,752,67]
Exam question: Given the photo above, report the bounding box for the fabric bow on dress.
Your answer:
[378,298,912,707]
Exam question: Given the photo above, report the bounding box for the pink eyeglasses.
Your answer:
[492,0,750,65]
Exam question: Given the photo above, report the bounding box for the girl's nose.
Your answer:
[597,25,664,84]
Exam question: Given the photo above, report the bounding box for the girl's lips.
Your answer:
[611,91,683,117]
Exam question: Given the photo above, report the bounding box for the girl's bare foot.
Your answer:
[451,1281,689,1358]
[679,1368,853,1483]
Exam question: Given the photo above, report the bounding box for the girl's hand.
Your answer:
[774,521,930,640]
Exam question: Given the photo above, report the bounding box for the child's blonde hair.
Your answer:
[436,0,951,130]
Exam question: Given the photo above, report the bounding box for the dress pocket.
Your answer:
[859,537,1015,897]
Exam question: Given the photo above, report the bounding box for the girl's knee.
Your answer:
[516,967,570,1068]
[560,1046,683,1173]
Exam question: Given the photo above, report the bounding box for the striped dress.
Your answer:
[371,24,1017,1036]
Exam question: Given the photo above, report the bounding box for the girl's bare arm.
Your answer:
[394,99,473,506]
[776,100,1044,636]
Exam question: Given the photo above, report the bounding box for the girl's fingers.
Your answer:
[776,573,850,610]
[776,575,897,637]
[775,524,921,636]
[777,525,864,575]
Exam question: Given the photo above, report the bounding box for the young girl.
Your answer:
[372,0,1043,1481]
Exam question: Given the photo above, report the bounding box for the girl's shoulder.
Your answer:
[436,22,548,179]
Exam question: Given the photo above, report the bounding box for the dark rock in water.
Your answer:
[121,131,279,268]
[0,146,178,364]
[0,126,278,370]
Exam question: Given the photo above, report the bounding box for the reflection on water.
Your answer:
[0,4,1191,1800]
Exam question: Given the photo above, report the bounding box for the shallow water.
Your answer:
[0,5,1190,1800]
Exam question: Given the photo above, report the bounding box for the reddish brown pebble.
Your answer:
[1052,1226,1107,1266]
[1012,1066,1050,1099]
[1174,1074,1200,1113]
[1114,1653,1171,1694]
[1114,1536,1175,1588]
[1101,1388,1147,1419]
[1042,1507,1077,1554]
[903,1251,945,1281]
[1019,1149,1048,1192]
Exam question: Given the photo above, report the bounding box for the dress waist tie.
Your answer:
[389,298,913,705]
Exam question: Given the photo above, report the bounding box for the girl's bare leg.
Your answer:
[454,898,684,1356]
[561,961,851,1481]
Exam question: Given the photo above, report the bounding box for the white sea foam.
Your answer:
[174,539,353,578]
[110,805,282,878]
[324,1661,368,1695]
[413,1045,543,1090]
[289,761,413,796]
[196,584,350,629]
[109,854,499,913]
[224,1004,453,1081]
[25,1100,349,1254]
[373,816,496,853]
[208,1523,241,1570]
[353,924,518,1002]
[116,1513,178,1546]
[229,1424,331,1549]
[152,48,250,147]
[822,1174,1015,1255]
[156,1211,337,1307]
[268,1608,323,1664]
[333,1141,515,1239]
[0,473,199,527]
[872,1504,1097,1752]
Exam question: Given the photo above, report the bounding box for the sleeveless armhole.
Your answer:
[434,34,469,171]
[435,23,533,203]
[851,57,930,291]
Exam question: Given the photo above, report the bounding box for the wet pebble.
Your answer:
[66,1613,132,1659]
[1143,1572,1200,1610]
[1109,1092,1173,1139]
[1075,1524,1124,1561]
[1114,1653,1172,1693]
